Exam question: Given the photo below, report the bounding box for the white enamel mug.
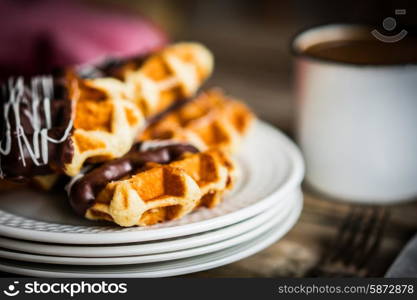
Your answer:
[292,24,417,203]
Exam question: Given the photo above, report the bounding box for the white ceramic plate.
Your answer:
[0,193,302,277]
[0,190,299,265]
[0,121,304,244]
[0,188,298,258]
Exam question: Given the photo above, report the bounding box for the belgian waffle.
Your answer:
[82,149,234,227]
[64,73,145,176]
[64,42,213,176]
[122,42,213,116]
[141,89,254,152]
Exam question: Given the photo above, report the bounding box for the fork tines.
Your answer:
[311,206,389,277]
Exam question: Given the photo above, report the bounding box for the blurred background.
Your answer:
[122,0,417,134]
[2,0,417,277]
[1,0,416,133]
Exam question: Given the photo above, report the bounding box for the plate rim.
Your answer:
[0,188,299,258]
[0,121,304,244]
[0,189,296,258]
[0,192,303,277]
[0,193,296,265]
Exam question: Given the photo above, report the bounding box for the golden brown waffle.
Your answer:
[85,150,234,227]
[170,149,235,208]
[63,43,213,176]
[122,42,213,116]
[64,73,145,176]
[141,89,254,152]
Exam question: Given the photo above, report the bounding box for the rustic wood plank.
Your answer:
[191,190,417,277]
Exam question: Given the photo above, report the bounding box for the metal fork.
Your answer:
[309,207,389,277]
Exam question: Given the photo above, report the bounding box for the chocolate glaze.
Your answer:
[0,77,74,181]
[69,143,199,215]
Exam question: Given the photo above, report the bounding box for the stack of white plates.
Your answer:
[0,121,304,277]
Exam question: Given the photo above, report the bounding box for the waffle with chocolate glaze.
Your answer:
[0,43,213,184]
[63,42,213,176]
[86,165,201,227]
[64,74,145,176]
[0,75,144,184]
[69,145,234,227]
[140,89,254,152]
[76,42,213,117]
[170,149,235,209]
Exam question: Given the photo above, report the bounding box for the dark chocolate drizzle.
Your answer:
[68,143,199,215]
[0,76,74,181]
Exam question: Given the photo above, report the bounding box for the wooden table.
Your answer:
[191,189,417,277]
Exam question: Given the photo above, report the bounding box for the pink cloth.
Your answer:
[0,0,167,78]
